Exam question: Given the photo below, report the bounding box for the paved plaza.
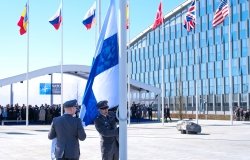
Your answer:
[0,120,249,160]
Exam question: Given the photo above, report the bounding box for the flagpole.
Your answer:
[127,0,131,126]
[60,0,64,115]
[119,0,127,159]
[26,0,30,126]
[160,0,165,126]
[194,0,199,124]
[228,0,233,125]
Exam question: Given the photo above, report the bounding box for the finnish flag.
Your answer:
[79,0,119,126]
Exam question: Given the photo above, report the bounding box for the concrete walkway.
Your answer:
[0,120,249,160]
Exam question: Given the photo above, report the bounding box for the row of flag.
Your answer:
[17,2,96,35]
[152,0,229,31]
[17,1,130,35]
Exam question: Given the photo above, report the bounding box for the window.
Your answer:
[233,40,240,58]
[181,37,187,52]
[223,60,229,77]
[200,0,206,16]
[169,40,174,54]
[240,57,248,75]
[182,52,188,66]
[208,62,214,78]
[189,81,194,96]
[232,23,239,41]
[209,79,215,94]
[201,63,207,79]
[241,2,249,21]
[188,50,194,65]
[202,15,208,32]
[241,39,248,57]
[200,32,207,48]
[225,77,230,94]
[215,61,222,78]
[232,59,239,76]
[187,66,193,81]
[217,78,224,94]
[232,5,239,23]
[215,27,222,44]
[175,39,180,53]
[201,47,208,63]
[216,44,223,61]
[209,46,216,62]
[202,79,209,95]
[233,76,240,93]
[239,21,248,39]
[181,66,186,81]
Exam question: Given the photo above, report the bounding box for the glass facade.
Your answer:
[128,0,250,113]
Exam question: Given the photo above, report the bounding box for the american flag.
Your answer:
[212,0,229,27]
[183,0,196,32]
[152,2,163,30]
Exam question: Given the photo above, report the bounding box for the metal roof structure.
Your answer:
[0,64,161,95]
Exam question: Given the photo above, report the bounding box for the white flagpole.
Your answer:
[60,0,64,115]
[228,0,233,125]
[194,0,199,124]
[119,0,127,159]
[127,0,131,126]
[26,0,30,126]
[161,0,165,126]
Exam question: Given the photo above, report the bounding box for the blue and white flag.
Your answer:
[79,0,119,126]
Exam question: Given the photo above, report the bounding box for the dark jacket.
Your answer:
[94,111,119,160]
[48,114,86,159]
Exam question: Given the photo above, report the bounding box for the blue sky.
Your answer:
[0,0,185,105]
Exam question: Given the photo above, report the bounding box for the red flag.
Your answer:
[17,3,28,35]
[152,2,163,30]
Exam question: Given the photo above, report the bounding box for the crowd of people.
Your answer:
[0,103,63,124]
[234,106,250,121]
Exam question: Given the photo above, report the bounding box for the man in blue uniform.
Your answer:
[48,99,86,160]
[94,100,119,160]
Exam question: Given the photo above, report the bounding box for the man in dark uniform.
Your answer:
[94,100,119,160]
[48,99,86,160]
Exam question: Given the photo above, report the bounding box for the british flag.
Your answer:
[212,0,229,27]
[183,0,196,32]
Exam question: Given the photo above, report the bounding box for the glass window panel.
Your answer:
[215,61,222,78]
[241,2,249,21]
[209,46,216,62]
[175,39,180,53]
[232,5,239,23]
[233,40,240,58]
[225,77,230,94]
[215,27,222,44]
[201,63,207,79]
[208,62,214,78]
[232,59,239,76]
[200,0,206,16]
[202,15,208,32]
[188,50,194,65]
[232,23,239,41]
[181,37,187,52]
[241,39,248,57]
[223,60,229,77]
[201,47,208,63]
[187,66,193,80]
[182,52,188,66]
[216,44,223,61]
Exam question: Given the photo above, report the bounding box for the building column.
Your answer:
[238,93,240,107]
[10,84,13,106]
[221,94,225,115]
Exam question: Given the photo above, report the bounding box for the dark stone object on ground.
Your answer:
[176,120,201,134]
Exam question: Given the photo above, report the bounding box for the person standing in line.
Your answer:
[165,106,172,123]
[48,99,86,160]
[94,100,119,160]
